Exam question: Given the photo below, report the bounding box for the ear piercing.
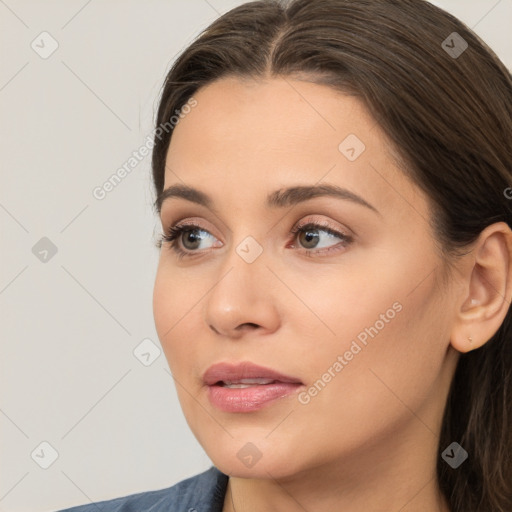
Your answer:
[468,336,473,344]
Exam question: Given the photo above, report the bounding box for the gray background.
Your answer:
[0,1,510,511]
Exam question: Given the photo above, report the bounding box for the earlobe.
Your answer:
[450,222,512,354]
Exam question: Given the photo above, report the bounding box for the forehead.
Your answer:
[167,76,375,164]
[162,76,425,220]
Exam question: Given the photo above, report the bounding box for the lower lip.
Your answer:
[207,382,302,413]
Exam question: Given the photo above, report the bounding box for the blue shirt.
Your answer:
[57,466,229,512]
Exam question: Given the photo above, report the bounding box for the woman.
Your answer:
[58,0,512,510]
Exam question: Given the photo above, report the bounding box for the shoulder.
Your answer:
[56,466,229,512]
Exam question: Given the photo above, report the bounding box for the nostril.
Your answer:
[238,322,259,330]
[209,322,260,336]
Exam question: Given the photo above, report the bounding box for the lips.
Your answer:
[203,362,303,412]
[203,362,302,386]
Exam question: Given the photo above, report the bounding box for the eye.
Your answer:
[288,220,352,255]
[157,219,353,259]
[157,223,220,259]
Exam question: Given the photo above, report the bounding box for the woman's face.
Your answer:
[153,76,460,479]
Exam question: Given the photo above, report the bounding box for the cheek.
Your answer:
[301,265,451,426]
[296,244,450,403]
[152,261,199,371]
[153,262,213,440]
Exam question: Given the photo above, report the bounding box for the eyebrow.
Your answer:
[155,183,379,215]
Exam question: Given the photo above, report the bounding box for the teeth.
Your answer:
[222,378,276,388]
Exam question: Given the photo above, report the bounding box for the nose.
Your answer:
[203,245,281,339]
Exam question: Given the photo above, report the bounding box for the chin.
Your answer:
[200,433,307,479]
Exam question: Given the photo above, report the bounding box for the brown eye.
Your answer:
[293,222,351,252]
[298,227,321,249]
[181,228,208,250]
[159,224,218,257]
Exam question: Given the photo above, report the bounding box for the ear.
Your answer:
[450,222,512,353]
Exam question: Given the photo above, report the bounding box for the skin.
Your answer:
[152,76,512,512]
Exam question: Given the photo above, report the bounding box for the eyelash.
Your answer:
[158,220,353,260]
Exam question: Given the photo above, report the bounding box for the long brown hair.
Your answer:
[151,1,512,510]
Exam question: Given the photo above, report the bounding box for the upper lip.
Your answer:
[203,362,303,386]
